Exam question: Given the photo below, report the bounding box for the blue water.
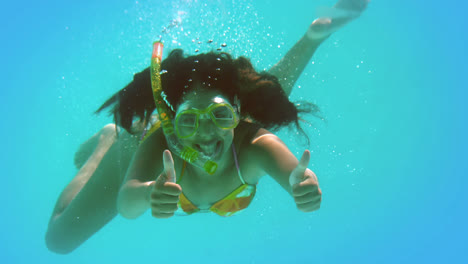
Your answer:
[1,0,467,263]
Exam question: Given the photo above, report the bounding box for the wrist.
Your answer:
[144,181,155,204]
[305,18,333,43]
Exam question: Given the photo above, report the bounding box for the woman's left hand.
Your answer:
[289,150,322,212]
[306,0,370,41]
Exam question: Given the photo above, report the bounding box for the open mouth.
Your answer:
[195,141,222,159]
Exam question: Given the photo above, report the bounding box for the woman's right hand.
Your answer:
[148,150,182,218]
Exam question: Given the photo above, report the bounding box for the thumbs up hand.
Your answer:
[149,150,182,218]
[289,150,322,212]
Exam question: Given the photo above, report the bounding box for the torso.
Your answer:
[172,120,267,209]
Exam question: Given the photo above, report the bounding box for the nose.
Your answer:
[195,118,216,138]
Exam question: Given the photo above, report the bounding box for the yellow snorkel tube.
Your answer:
[150,41,218,175]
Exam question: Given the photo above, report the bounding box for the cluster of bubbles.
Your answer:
[193,39,228,53]
[145,0,280,61]
[158,17,231,55]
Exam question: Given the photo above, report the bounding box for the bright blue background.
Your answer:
[1,0,467,263]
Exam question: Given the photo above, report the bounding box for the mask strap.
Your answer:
[233,95,241,114]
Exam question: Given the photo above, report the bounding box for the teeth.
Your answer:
[200,144,216,156]
[198,142,218,157]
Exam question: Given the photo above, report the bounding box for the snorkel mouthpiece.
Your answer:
[150,41,218,175]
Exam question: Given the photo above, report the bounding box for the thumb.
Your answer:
[155,150,176,188]
[289,150,311,187]
[163,149,176,183]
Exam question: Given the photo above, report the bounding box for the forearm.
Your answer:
[117,180,154,219]
[268,34,326,96]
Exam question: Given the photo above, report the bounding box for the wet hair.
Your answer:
[96,49,319,140]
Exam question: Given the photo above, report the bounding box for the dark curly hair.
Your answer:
[96,49,319,140]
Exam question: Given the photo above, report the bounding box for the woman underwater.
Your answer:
[46,0,369,254]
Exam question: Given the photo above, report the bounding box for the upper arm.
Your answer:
[124,128,167,184]
[248,130,299,195]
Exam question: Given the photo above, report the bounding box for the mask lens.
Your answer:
[176,112,197,138]
[211,105,236,129]
[175,103,239,139]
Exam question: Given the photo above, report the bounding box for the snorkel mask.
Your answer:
[175,101,240,139]
[150,41,218,175]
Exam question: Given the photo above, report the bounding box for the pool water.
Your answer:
[1,0,466,263]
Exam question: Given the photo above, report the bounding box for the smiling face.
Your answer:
[174,88,239,161]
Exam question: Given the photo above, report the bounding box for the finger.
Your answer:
[153,182,182,196]
[152,211,175,219]
[293,183,319,197]
[294,192,322,204]
[297,200,321,212]
[163,150,176,183]
[289,150,311,186]
[150,193,180,204]
[294,192,321,205]
[151,203,178,214]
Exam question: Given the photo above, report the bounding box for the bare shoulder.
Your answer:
[247,128,292,163]
[240,126,298,185]
[235,121,286,161]
[251,128,284,147]
[235,123,292,183]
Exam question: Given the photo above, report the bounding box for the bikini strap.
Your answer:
[177,161,187,184]
[231,144,245,184]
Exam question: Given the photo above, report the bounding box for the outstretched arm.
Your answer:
[269,0,369,96]
[248,130,322,212]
